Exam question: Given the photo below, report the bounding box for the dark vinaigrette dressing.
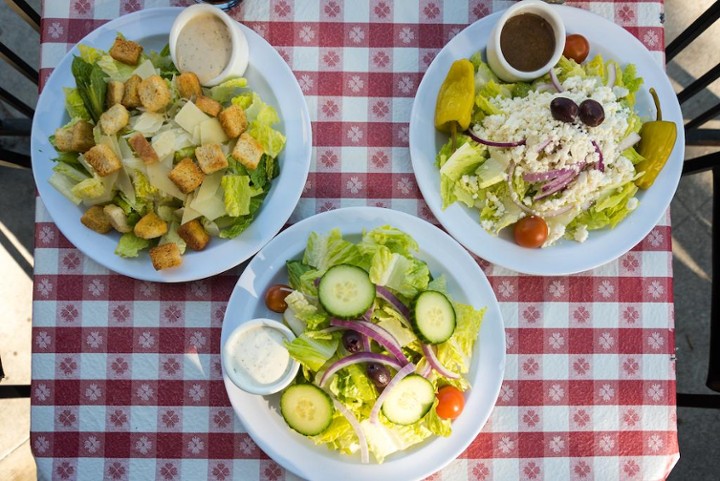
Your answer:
[500,13,556,72]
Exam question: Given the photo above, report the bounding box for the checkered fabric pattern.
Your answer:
[31,1,678,480]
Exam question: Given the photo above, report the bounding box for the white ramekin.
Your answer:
[169,3,249,86]
[486,0,566,83]
[222,318,300,396]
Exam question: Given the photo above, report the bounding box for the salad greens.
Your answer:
[48,34,285,267]
[280,226,485,463]
[438,53,646,246]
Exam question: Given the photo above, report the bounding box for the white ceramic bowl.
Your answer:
[222,318,300,396]
[169,3,249,86]
[486,0,566,82]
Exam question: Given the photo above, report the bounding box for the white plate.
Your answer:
[221,206,505,481]
[409,6,684,276]
[31,7,312,282]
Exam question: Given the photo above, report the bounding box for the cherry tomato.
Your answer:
[264,284,292,313]
[563,34,590,63]
[514,215,548,248]
[436,385,465,420]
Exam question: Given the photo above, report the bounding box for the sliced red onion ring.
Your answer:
[369,362,416,423]
[523,168,573,183]
[421,344,460,379]
[535,139,552,152]
[506,162,539,216]
[592,140,605,172]
[319,352,403,387]
[550,68,563,92]
[535,171,576,200]
[467,130,526,148]
[617,132,641,152]
[330,319,409,364]
[330,396,369,463]
[607,63,617,89]
[376,286,411,321]
[417,362,432,379]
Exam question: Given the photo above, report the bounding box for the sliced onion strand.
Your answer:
[330,396,369,464]
[467,129,526,148]
[607,63,617,89]
[319,352,403,387]
[550,68,563,92]
[330,319,409,364]
[421,344,460,379]
[375,286,411,322]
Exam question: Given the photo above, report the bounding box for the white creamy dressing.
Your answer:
[176,14,233,84]
[226,325,292,387]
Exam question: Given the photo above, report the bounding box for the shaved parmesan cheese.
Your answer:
[200,118,229,145]
[146,162,186,200]
[131,112,165,136]
[133,59,158,79]
[152,130,176,160]
[174,101,211,134]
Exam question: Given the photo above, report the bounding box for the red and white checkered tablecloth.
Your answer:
[31,1,678,480]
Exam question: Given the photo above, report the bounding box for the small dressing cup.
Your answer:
[486,0,566,83]
[169,4,249,86]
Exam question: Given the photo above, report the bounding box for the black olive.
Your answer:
[366,363,391,388]
[550,97,579,123]
[342,330,362,353]
[578,99,605,127]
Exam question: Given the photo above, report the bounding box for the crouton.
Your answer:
[80,205,112,234]
[106,80,125,107]
[177,72,202,99]
[232,132,264,171]
[168,157,205,194]
[149,243,182,271]
[99,104,130,135]
[84,144,122,177]
[195,95,222,117]
[109,37,144,65]
[178,219,210,251]
[122,74,142,108]
[138,75,171,112]
[54,120,95,153]
[195,144,228,174]
[134,212,168,239]
[128,132,159,164]
[103,204,131,233]
[218,105,248,138]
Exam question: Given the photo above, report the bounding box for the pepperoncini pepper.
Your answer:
[634,88,677,190]
[434,59,476,147]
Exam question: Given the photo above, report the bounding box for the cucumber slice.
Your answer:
[318,264,376,319]
[412,290,456,344]
[381,374,435,425]
[280,384,334,436]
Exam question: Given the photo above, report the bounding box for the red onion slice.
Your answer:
[550,68,563,92]
[330,396,369,463]
[467,130,526,148]
[617,132,641,152]
[376,286,411,321]
[506,162,540,216]
[534,171,576,200]
[607,63,617,89]
[592,140,605,172]
[319,352,403,387]
[330,319,409,364]
[535,139,552,152]
[369,362,416,423]
[421,344,460,379]
[523,168,574,183]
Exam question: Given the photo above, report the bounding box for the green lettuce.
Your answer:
[566,182,639,234]
[285,290,327,331]
[439,142,485,182]
[63,87,90,120]
[359,225,419,258]
[368,245,429,299]
[115,232,150,258]
[302,228,364,273]
[209,77,249,103]
[221,174,262,217]
[285,333,339,372]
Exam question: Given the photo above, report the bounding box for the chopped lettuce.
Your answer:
[209,77,249,103]
[368,245,429,299]
[115,232,150,258]
[302,228,364,272]
[284,333,339,372]
[221,174,261,217]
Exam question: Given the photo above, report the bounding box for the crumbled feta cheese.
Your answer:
[573,225,589,243]
[626,197,639,211]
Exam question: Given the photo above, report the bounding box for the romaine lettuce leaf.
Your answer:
[302,228,364,272]
[285,333,339,372]
[115,232,150,258]
[368,245,429,299]
[221,174,262,217]
[209,77,249,103]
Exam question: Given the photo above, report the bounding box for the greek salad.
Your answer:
[437,52,647,247]
[47,34,285,269]
[266,226,485,463]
